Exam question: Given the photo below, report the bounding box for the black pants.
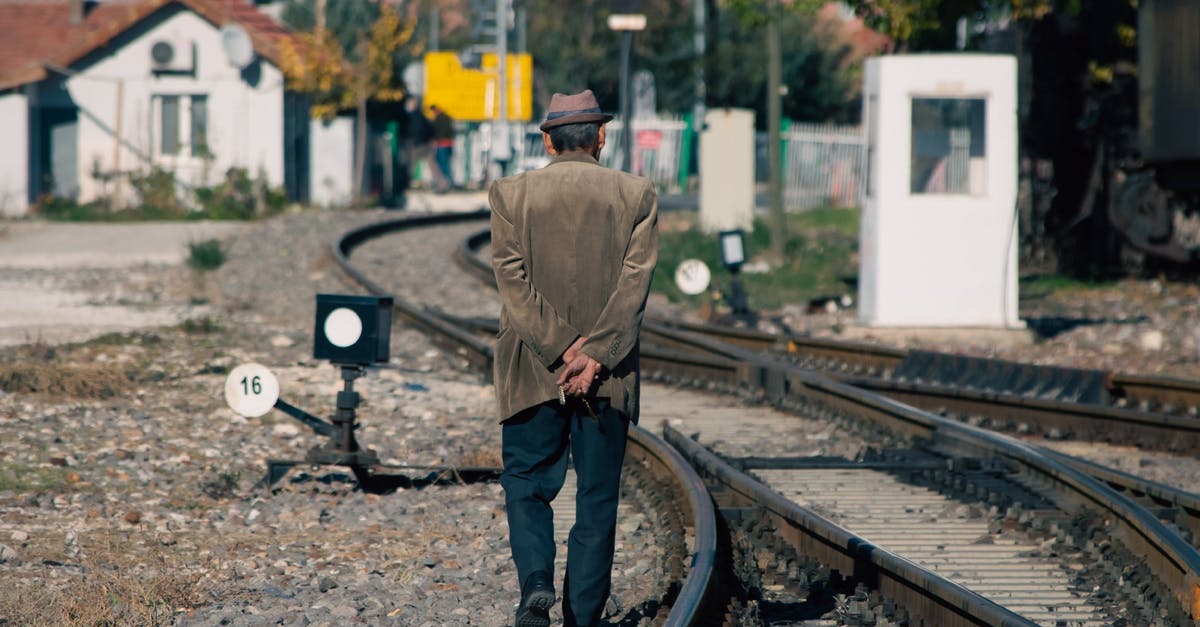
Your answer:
[501,399,629,627]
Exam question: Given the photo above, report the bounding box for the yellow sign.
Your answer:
[423,51,534,122]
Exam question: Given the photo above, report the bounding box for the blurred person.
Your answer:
[489,89,658,627]
[429,104,456,192]
[400,96,434,193]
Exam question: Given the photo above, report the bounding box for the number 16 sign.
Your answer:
[224,363,281,418]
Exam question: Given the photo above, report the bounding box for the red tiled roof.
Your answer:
[0,0,299,90]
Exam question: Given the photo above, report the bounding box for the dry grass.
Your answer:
[0,531,212,626]
[0,337,145,399]
[0,362,135,398]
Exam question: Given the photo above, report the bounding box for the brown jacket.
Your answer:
[489,151,658,423]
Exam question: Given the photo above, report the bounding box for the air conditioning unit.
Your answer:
[149,39,195,74]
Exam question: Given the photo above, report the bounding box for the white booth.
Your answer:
[858,54,1021,328]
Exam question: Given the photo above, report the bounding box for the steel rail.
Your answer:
[1110,371,1200,412]
[331,210,717,625]
[663,425,1037,627]
[454,221,1200,620]
[663,323,1200,621]
[844,376,1200,453]
[450,224,1052,622]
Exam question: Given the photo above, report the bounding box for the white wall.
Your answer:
[859,54,1020,328]
[0,91,28,215]
[309,117,354,207]
[699,108,755,233]
[58,7,285,206]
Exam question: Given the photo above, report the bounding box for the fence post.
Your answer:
[678,112,694,193]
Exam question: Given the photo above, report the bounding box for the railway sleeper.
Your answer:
[721,506,911,626]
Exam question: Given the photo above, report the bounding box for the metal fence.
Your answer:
[782,122,865,210]
[455,118,864,209]
[598,117,689,194]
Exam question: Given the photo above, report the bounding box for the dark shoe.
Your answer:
[515,570,555,627]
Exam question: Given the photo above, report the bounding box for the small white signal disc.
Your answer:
[224,363,280,418]
[674,259,711,295]
[324,307,363,347]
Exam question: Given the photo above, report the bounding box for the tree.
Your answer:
[843,0,1082,50]
[279,3,421,204]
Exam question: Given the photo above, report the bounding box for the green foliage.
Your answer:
[194,167,287,220]
[39,167,287,222]
[178,317,222,334]
[652,208,860,310]
[36,195,106,221]
[705,5,861,123]
[519,0,860,123]
[187,239,226,272]
[1021,274,1116,298]
[843,0,1084,50]
[0,463,73,493]
[281,0,381,58]
[129,168,185,217]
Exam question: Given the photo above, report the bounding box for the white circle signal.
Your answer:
[674,258,712,295]
[324,307,363,347]
[224,363,280,418]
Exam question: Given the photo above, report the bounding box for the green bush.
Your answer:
[187,239,226,271]
[39,167,291,222]
[129,168,186,218]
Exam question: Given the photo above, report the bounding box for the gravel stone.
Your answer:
[3,206,1200,626]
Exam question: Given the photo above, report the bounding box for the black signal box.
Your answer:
[313,294,393,365]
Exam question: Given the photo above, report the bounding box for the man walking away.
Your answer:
[429,104,456,192]
[489,89,658,627]
[400,96,434,193]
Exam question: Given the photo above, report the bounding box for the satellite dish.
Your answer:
[221,24,254,70]
[675,259,712,296]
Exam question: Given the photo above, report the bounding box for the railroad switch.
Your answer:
[224,294,501,493]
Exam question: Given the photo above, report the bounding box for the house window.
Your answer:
[160,95,180,155]
[189,95,208,157]
[155,94,209,158]
[910,97,987,196]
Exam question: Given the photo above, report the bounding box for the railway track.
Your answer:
[336,211,1200,625]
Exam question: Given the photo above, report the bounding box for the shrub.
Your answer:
[187,239,226,271]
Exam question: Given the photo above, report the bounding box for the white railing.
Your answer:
[453,118,866,209]
[783,122,865,210]
[599,117,688,194]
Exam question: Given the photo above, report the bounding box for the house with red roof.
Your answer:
[0,0,338,215]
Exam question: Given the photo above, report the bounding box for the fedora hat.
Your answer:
[539,89,614,132]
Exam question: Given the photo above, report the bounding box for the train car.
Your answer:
[1106,0,1200,265]
[996,0,1200,275]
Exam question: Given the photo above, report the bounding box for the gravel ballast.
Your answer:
[3,206,1200,626]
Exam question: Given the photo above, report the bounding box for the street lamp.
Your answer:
[607,12,646,173]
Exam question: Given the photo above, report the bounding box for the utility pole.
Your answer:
[766,1,785,265]
[428,2,439,51]
[608,13,646,173]
[494,0,510,175]
[693,0,705,124]
[693,0,705,181]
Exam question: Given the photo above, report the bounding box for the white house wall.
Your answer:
[58,6,285,206]
[0,91,29,216]
[309,117,354,208]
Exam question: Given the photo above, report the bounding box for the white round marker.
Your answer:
[674,259,712,296]
[323,307,363,347]
[224,363,280,418]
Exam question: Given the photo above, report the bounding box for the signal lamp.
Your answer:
[313,294,393,365]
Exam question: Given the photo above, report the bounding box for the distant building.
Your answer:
[0,0,328,215]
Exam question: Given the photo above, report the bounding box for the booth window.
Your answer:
[910,98,986,196]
